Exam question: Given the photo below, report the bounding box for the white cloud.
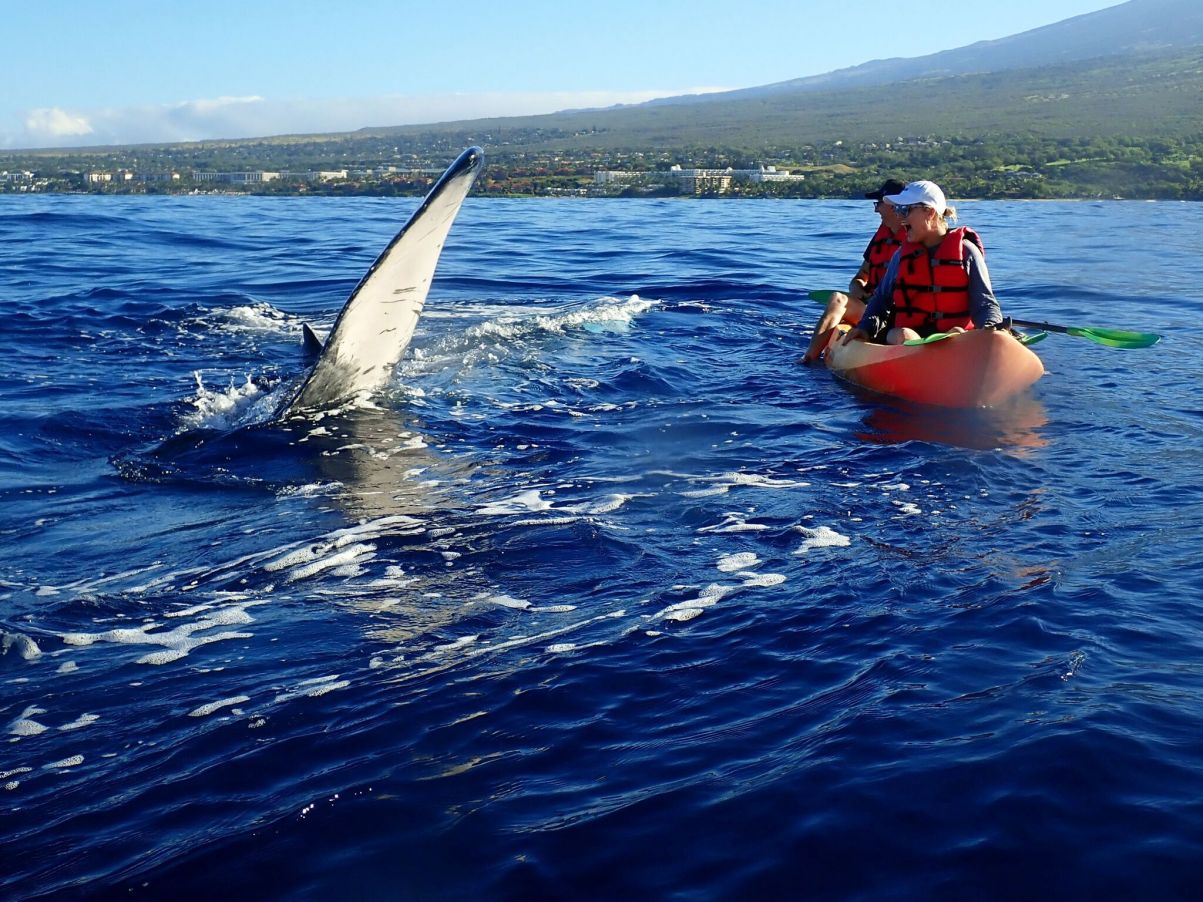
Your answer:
[181,95,265,114]
[24,107,94,140]
[4,88,731,149]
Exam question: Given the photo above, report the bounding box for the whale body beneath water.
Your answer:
[275,146,484,418]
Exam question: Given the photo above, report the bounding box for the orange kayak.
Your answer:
[823,327,1044,408]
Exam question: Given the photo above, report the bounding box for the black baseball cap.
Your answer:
[864,179,907,200]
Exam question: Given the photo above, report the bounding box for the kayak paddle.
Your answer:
[1007,319,1160,349]
[809,290,1158,349]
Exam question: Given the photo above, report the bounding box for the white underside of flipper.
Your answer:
[279,146,483,416]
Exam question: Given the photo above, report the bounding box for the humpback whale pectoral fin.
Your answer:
[302,323,325,358]
[278,146,484,418]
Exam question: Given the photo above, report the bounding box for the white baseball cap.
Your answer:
[884,180,947,216]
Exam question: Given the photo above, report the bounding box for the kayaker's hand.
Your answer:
[842,327,867,346]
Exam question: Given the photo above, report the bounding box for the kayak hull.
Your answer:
[823,328,1044,408]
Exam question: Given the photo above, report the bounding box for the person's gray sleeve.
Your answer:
[964,241,1003,329]
[856,252,900,340]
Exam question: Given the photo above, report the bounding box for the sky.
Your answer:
[1,0,1125,150]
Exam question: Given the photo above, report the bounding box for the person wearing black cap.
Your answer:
[801,178,908,363]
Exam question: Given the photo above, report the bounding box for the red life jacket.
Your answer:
[863,224,905,293]
[891,226,984,334]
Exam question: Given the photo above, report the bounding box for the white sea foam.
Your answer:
[263,516,421,577]
[680,486,730,498]
[310,680,350,697]
[285,543,377,582]
[698,583,739,603]
[216,303,295,334]
[1062,651,1086,681]
[165,603,217,618]
[476,489,554,516]
[720,472,810,489]
[8,711,48,736]
[681,470,809,498]
[656,582,742,623]
[487,595,531,610]
[473,295,656,341]
[376,610,628,685]
[278,482,342,500]
[535,295,656,333]
[795,525,852,554]
[180,372,270,432]
[60,605,255,665]
[43,755,84,769]
[717,552,760,572]
[273,676,350,704]
[10,718,48,737]
[564,493,635,515]
[741,572,787,588]
[189,696,251,717]
[511,516,579,528]
[58,714,99,731]
[432,636,479,655]
[2,631,41,660]
[698,514,770,534]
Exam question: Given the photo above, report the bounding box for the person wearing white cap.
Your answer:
[842,179,1004,346]
[801,178,908,363]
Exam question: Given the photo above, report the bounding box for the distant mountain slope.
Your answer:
[344,0,1203,152]
[657,0,1203,102]
[360,44,1203,150]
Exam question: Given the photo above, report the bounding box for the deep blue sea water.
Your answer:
[2,190,1203,900]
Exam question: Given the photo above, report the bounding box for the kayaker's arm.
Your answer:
[851,254,901,342]
[964,241,1003,330]
[848,260,871,301]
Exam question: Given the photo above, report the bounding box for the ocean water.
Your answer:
[2,191,1203,900]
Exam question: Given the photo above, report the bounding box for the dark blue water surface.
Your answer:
[3,191,1203,900]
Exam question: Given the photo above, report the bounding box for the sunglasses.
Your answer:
[895,204,931,218]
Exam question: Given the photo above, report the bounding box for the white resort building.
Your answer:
[594,164,806,194]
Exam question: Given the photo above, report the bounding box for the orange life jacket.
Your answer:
[863,224,905,293]
[891,226,983,334]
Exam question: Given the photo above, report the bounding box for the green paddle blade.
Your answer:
[902,332,955,346]
[903,329,1049,348]
[1009,318,1160,349]
[808,290,837,304]
[1066,326,1161,349]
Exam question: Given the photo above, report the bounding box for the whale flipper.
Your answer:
[278,146,484,417]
